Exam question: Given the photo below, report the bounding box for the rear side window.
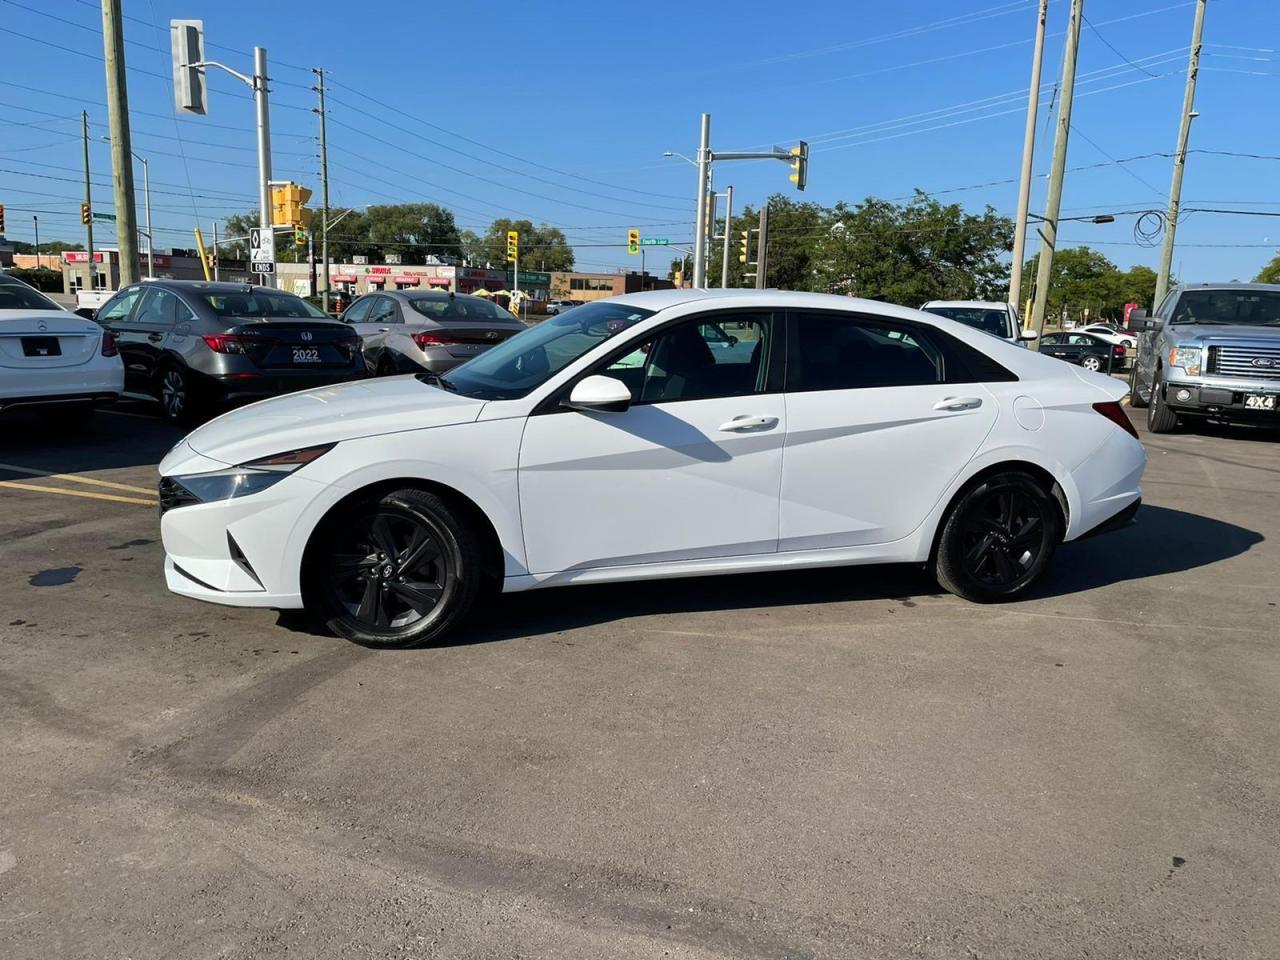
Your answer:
[408,295,515,322]
[786,311,1015,391]
[202,291,327,319]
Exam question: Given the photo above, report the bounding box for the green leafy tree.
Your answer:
[1255,252,1280,285]
[1019,247,1161,322]
[11,240,85,255]
[363,203,461,264]
[474,219,574,271]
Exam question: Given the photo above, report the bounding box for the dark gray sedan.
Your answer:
[339,290,527,376]
[95,280,366,422]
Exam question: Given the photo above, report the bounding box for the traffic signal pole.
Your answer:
[1154,0,1207,309]
[312,67,331,313]
[82,111,94,287]
[721,185,733,289]
[692,113,711,288]
[253,47,274,288]
[755,205,769,290]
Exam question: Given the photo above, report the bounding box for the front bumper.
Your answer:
[1161,378,1280,420]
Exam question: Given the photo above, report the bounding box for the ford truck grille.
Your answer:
[1207,343,1280,380]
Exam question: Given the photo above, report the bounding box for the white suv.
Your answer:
[920,300,1036,347]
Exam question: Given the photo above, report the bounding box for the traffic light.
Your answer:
[506,229,519,262]
[294,226,306,248]
[673,269,683,287]
[789,140,809,192]
[738,230,750,264]
[627,228,639,255]
[0,204,5,233]
[81,202,92,225]
[271,183,313,226]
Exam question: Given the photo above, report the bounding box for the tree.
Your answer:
[363,203,461,264]
[10,240,84,255]
[812,192,1013,302]
[706,196,827,291]
[1255,252,1280,285]
[473,219,574,271]
[1018,247,1161,322]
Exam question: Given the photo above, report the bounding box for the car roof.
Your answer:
[139,279,288,295]
[1173,282,1280,293]
[919,300,1010,310]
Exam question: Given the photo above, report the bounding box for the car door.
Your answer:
[1040,333,1073,362]
[778,310,999,550]
[352,296,399,365]
[518,310,785,574]
[96,285,147,392]
[123,287,183,391]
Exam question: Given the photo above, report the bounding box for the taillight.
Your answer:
[411,332,459,349]
[1114,344,1125,355]
[1093,401,1139,439]
[202,333,272,354]
[100,330,119,357]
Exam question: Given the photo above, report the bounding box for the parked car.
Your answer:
[94,280,366,423]
[919,300,1037,347]
[1078,323,1136,350]
[1130,282,1280,433]
[1039,331,1127,372]
[159,289,1145,649]
[339,290,526,376]
[0,273,123,426]
[545,299,584,316]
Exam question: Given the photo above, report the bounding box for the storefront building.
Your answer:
[549,270,673,302]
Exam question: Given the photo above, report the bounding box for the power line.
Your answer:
[1083,14,1161,77]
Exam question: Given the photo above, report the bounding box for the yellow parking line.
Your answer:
[0,480,157,506]
[0,461,156,495]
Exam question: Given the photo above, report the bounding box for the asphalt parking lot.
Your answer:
[2,401,1278,959]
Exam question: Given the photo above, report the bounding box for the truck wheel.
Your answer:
[1147,371,1178,433]
[1128,365,1148,408]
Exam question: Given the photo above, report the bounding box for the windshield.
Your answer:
[202,290,328,319]
[922,306,1012,339]
[439,300,656,400]
[408,295,516,322]
[0,280,61,311]
[1171,290,1280,326]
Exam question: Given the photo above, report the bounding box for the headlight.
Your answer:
[1169,345,1202,376]
[170,444,333,505]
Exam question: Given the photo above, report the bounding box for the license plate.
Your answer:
[1244,394,1276,410]
[291,346,321,363]
[22,336,61,357]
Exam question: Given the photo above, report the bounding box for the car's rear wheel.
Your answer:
[1128,365,1149,408]
[1147,369,1178,433]
[377,355,396,377]
[1081,355,1102,372]
[309,487,483,648]
[933,472,1061,603]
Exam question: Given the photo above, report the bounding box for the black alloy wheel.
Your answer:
[934,472,1060,603]
[313,488,483,648]
[159,366,192,423]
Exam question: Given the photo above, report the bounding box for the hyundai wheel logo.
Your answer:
[1251,357,1278,368]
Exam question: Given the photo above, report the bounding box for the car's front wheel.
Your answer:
[308,487,484,648]
[1147,370,1178,433]
[933,472,1061,603]
[1128,364,1149,408]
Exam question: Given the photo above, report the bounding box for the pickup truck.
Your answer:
[1130,282,1280,432]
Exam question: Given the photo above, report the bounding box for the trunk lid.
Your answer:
[0,311,102,369]
[223,319,363,370]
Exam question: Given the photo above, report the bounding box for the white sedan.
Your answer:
[0,274,124,426]
[1078,323,1137,350]
[159,290,1146,648]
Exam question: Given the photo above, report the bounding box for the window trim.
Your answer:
[533,307,783,415]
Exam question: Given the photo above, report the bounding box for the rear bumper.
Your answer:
[0,390,119,412]
[209,368,367,401]
[1076,498,1140,541]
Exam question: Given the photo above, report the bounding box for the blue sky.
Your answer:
[1,0,1277,280]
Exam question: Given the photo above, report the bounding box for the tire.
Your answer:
[1128,365,1148,408]
[1147,369,1179,433]
[377,354,396,377]
[37,402,94,430]
[1081,355,1102,372]
[157,364,202,424]
[306,487,484,648]
[933,472,1061,603]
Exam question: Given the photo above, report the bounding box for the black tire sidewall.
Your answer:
[934,473,1061,603]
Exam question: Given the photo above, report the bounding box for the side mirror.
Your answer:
[564,375,631,413]
[1019,329,1039,342]
[74,307,98,322]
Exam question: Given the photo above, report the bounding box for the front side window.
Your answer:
[602,313,773,404]
[441,300,654,400]
[97,286,143,324]
[787,312,943,391]
[202,290,328,319]
[342,298,374,324]
[133,288,187,327]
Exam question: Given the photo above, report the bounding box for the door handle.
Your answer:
[147,332,164,343]
[378,327,389,332]
[933,397,983,412]
[718,415,779,432]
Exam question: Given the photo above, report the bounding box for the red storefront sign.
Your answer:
[426,277,451,287]
[64,252,105,263]
[392,275,421,285]
[331,273,358,282]
[368,266,392,274]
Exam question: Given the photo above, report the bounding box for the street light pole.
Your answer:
[721,185,733,289]
[32,216,40,270]
[253,46,274,289]
[692,113,711,289]
[140,155,153,277]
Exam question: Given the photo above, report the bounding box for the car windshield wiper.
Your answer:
[1171,319,1230,325]
[414,371,457,391]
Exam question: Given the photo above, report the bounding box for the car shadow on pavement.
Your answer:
[0,403,186,478]
[1035,503,1262,598]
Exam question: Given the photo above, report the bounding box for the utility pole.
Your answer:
[211,219,219,281]
[692,113,711,288]
[721,185,734,289]
[1028,0,1084,349]
[312,67,331,313]
[82,111,95,290]
[308,229,316,296]
[1154,0,1207,308]
[755,204,769,290]
[253,46,274,288]
[102,0,139,286]
[32,216,40,269]
[140,155,152,277]
[1009,0,1049,312]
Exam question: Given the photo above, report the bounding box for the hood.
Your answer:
[1165,323,1280,343]
[180,375,485,466]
